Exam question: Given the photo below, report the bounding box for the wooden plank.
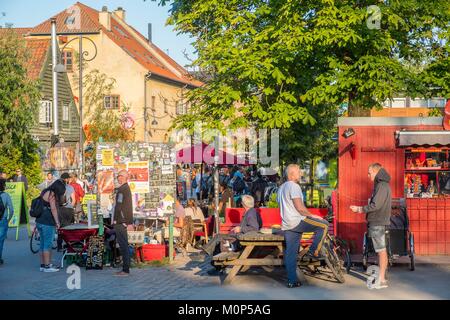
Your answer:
[212,252,240,261]
[240,241,284,247]
[223,245,254,285]
[222,258,284,266]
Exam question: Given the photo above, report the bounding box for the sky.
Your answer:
[0,0,196,68]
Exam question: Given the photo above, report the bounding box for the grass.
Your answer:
[131,257,171,268]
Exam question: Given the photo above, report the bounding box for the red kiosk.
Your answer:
[337,106,450,255]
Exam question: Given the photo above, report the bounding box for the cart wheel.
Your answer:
[362,254,368,271]
[410,254,415,271]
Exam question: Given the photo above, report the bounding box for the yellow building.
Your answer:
[24,2,201,143]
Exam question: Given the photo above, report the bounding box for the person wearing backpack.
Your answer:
[36,179,65,272]
[0,178,14,265]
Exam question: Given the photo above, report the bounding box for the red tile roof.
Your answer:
[24,39,50,80]
[28,2,201,87]
[0,27,32,36]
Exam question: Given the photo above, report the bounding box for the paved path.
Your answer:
[1,226,449,300]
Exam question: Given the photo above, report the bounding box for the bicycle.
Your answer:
[298,234,346,283]
[30,225,58,254]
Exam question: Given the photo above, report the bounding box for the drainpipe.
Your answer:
[51,18,59,136]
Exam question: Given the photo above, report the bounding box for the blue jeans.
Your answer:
[36,223,55,252]
[284,217,329,283]
[0,218,8,259]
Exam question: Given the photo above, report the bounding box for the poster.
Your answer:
[101,149,114,167]
[97,170,115,194]
[41,144,79,171]
[82,194,98,222]
[127,161,149,193]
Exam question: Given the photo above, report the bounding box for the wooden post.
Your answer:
[169,214,174,263]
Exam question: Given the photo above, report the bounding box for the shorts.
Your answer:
[368,225,387,253]
[36,223,55,252]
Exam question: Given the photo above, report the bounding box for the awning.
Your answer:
[396,131,450,147]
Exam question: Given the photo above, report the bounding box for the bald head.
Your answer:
[286,164,301,182]
[117,170,129,186]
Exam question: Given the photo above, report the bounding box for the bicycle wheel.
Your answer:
[335,238,352,273]
[30,228,40,254]
[52,232,58,250]
[321,237,345,283]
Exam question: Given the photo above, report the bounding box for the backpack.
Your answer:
[233,176,246,194]
[191,177,198,189]
[29,195,47,218]
[0,192,5,220]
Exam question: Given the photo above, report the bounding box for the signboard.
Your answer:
[86,236,104,270]
[41,144,79,171]
[82,194,98,225]
[96,143,177,219]
[5,182,31,240]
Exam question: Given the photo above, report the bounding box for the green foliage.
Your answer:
[0,29,42,201]
[428,107,443,117]
[161,0,448,126]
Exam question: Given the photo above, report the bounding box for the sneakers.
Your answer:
[40,264,60,272]
[287,281,302,288]
[114,271,130,277]
[374,280,389,289]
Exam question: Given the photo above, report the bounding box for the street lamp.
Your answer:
[55,34,97,176]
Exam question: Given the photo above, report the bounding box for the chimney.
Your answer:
[148,23,152,43]
[99,6,111,31]
[114,7,126,21]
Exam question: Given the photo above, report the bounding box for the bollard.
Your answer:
[169,214,174,263]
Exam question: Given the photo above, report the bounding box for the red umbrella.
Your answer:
[176,142,251,165]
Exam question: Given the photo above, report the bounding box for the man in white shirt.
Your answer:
[277,164,329,288]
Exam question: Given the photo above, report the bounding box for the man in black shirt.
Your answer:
[113,170,133,276]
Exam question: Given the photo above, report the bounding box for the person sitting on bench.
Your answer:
[202,195,262,256]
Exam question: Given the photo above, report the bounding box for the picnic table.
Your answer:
[213,231,318,284]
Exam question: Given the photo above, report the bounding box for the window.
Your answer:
[151,96,156,111]
[65,16,76,25]
[104,95,120,109]
[176,101,186,115]
[39,100,52,124]
[62,50,73,72]
[163,99,168,113]
[63,103,70,121]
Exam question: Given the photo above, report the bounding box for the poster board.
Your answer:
[5,182,31,240]
[96,142,177,219]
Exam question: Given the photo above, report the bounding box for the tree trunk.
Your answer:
[348,90,371,117]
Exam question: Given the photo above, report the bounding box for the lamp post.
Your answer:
[55,35,97,176]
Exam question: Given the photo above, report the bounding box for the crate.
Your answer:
[141,244,174,261]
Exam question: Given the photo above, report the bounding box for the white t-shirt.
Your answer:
[277,181,305,230]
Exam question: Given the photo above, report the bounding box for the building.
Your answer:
[0,27,81,172]
[337,114,450,256]
[22,2,201,143]
[371,97,447,117]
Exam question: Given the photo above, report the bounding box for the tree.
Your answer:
[0,29,42,195]
[75,68,135,172]
[161,0,448,126]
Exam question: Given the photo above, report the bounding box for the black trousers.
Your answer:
[57,207,75,250]
[113,224,130,273]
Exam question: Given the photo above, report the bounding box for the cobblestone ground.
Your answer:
[0,226,218,300]
[1,226,450,300]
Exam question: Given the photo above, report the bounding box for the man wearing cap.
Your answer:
[113,170,133,276]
